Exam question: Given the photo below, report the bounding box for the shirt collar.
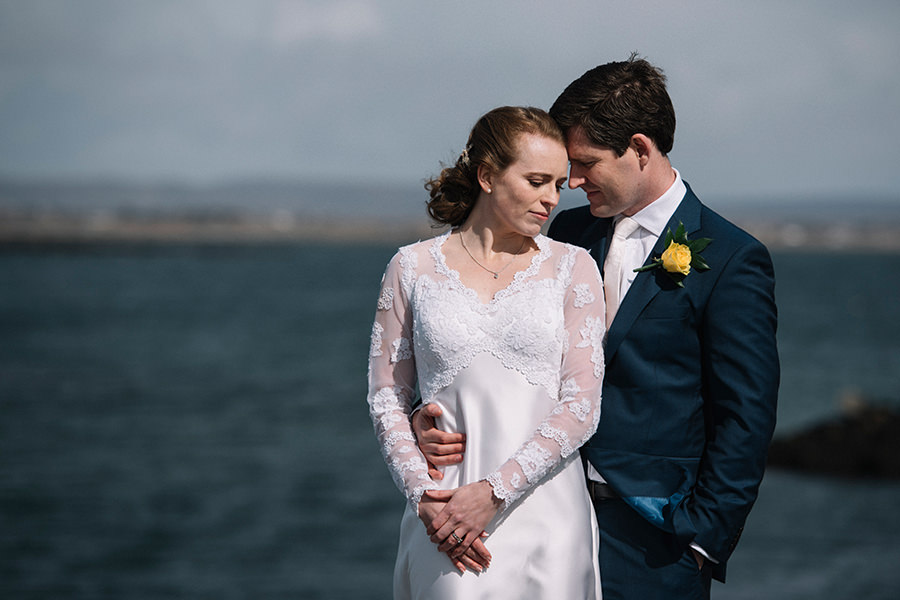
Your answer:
[625,169,686,238]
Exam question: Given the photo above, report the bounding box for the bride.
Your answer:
[367,106,604,599]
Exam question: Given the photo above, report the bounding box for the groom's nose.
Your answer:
[568,164,587,189]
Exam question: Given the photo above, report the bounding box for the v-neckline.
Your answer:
[430,230,552,306]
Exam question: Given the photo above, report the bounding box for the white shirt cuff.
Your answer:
[690,542,718,564]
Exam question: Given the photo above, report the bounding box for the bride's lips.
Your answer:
[530,211,550,221]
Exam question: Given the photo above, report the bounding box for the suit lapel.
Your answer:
[604,186,703,359]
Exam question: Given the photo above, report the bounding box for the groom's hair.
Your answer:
[550,53,676,157]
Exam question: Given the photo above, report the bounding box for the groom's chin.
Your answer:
[588,204,614,219]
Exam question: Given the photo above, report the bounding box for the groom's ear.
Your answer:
[630,134,654,169]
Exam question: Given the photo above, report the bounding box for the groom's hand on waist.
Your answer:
[691,547,705,570]
[412,403,466,480]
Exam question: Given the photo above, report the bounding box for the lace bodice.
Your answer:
[367,231,605,511]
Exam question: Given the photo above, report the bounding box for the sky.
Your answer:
[1,0,899,202]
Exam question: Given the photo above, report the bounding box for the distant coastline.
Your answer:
[0,209,438,245]
[4,209,900,251]
[2,179,899,250]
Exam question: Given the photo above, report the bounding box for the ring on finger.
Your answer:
[451,532,463,546]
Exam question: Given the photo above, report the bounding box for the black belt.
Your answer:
[588,481,619,502]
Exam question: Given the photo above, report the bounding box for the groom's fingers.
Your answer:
[423,489,453,501]
[691,548,705,570]
[413,404,465,475]
[420,433,465,456]
[419,435,465,470]
[420,402,443,420]
[425,442,465,466]
[415,405,466,458]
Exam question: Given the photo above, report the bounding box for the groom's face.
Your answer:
[564,126,644,219]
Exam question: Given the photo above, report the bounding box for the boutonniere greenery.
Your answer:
[634,222,712,288]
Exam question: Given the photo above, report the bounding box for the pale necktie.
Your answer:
[604,216,640,327]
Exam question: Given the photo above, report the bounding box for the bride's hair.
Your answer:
[425,106,564,227]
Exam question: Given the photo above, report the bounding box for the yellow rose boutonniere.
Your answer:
[634,222,712,287]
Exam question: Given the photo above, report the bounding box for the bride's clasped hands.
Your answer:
[418,480,500,573]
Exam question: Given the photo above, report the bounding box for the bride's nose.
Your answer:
[544,187,561,210]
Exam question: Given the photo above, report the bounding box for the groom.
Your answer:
[414,55,779,598]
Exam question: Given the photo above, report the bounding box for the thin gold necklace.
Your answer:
[458,230,528,279]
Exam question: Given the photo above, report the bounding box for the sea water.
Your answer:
[1,242,899,599]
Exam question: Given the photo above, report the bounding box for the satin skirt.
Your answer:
[393,355,601,599]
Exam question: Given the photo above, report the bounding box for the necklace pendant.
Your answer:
[493,273,499,279]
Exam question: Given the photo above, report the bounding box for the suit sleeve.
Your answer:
[547,207,580,244]
[671,238,779,564]
[546,211,566,240]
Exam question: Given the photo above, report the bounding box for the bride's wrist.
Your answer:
[480,479,503,508]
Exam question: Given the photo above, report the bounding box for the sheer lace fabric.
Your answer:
[367,231,605,511]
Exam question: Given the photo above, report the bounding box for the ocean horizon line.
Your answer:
[2,208,899,252]
[2,178,900,250]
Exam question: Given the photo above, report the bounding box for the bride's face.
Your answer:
[481,133,568,238]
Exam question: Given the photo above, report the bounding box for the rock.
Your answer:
[767,403,900,479]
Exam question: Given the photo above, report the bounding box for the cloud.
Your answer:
[270,0,384,45]
[0,0,898,200]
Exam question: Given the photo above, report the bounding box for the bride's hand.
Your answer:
[418,493,490,573]
[424,480,501,564]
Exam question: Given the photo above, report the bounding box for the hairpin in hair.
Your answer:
[458,145,471,167]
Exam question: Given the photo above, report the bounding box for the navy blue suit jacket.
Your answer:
[548,183,779,580]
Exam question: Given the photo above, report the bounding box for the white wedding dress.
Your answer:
[367,231,605,599]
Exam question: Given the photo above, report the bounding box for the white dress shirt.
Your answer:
[587,170,716,563]
[607,170,686,303]
[588,169,685,484]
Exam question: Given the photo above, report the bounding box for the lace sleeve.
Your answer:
[367,249,438,510]
[485,247,605,509]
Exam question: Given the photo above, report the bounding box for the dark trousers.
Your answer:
[593,497,712,600]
